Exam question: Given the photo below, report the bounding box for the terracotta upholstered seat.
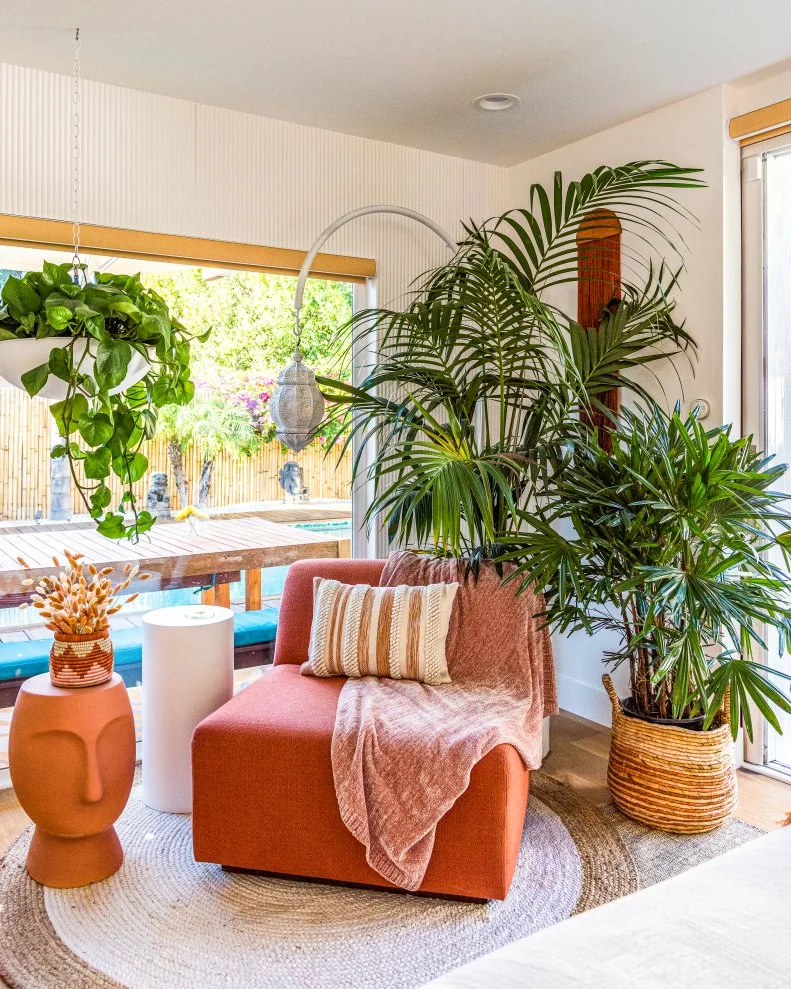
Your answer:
[192,559,530,900]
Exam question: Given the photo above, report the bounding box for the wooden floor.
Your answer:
[2,709,789,863]
[542,710,791,832]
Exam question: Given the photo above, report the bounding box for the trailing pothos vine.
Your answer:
[0,262,206,540]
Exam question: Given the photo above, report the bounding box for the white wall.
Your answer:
[733,61,791,116]
[0,63,510,313]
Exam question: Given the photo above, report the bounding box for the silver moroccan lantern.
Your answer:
[269,342,325,453]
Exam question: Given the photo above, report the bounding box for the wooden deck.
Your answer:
[0,516,351,611]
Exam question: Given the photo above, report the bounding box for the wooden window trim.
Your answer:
[729,98,791,147]
[0,214,376,284]
[739,123,791,149]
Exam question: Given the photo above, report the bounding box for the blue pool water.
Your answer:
[0,519,352,629]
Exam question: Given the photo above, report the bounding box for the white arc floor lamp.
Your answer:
[269,205,457,453]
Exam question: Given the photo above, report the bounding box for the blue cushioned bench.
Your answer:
[0,606,280,706]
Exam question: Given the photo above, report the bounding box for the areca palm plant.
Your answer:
[500,404,791,739]
[320,161,704,555]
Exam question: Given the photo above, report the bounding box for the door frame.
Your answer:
[741,133,791,773]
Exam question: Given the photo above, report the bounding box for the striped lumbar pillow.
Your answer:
[303,577,458,684]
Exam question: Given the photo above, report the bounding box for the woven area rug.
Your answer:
[0,772,760,989]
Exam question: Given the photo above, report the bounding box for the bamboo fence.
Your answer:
[0,385,351,521]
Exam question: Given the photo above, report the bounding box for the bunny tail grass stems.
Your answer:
[17,551,151,636]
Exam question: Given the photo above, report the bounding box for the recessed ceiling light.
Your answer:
[472,93,521,112]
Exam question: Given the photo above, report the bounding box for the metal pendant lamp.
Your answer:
[270,206,457,453]
[268,345,326,454]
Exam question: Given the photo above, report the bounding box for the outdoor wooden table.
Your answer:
[0,516,351,611]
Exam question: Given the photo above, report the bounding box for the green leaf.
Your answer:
[42,261,75,290]
[1,276,42,319]
[140,312,170,344]
[48,346,72,382]
[50,444,67,459]
[112,451,148,483]
[78,411,114,447]
[84,314,105,338]
[151,376,176,408]
[107,411,137,455]
[96,513,128,540]
[94,339,132,390]
[89,484,112,517]
[50,393,89,436]
[109,296,140,317]
[83,447,112,480]
[45,305,73,331]
[20,362,50,397]
[139,408,158,439]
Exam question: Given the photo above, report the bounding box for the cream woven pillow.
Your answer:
[303,577,458,684]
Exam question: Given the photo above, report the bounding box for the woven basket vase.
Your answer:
[50,629,114,689]
[603,674,737,833]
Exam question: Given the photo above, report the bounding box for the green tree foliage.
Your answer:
[141,268,353,505]
[142,269,352,380]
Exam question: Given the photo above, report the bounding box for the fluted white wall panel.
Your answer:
[0,64,71,221]
[0,63,509,306]
[81,83,196,235]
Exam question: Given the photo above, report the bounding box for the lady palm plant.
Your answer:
[320,161,703,555]
[501,404,791,738]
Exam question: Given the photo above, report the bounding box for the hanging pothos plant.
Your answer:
[0,261,207,541]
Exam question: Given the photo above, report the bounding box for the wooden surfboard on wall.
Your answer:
[577,207,622,450]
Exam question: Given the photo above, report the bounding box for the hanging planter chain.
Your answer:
[0,26,204,542]
[71,28,82,282]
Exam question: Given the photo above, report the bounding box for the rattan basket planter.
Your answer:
[50,629,114,689]
[603,674,737,833]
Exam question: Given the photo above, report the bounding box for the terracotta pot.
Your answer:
[603,674,737,833]
[9,673,136,888]
[50,628,114,688]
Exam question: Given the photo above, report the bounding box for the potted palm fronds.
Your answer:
[502,404,791,832]
[320,161,703,558]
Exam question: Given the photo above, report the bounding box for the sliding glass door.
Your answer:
[742,135,791,775]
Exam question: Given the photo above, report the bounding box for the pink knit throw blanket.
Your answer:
[330,551,557,891]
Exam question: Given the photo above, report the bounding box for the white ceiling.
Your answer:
[2,1,791,166]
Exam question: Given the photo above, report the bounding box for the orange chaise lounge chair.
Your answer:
[191,558,531,900]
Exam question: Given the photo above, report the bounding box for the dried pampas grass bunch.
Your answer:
[18,550,151,636]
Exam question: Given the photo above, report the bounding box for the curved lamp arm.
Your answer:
[293,205,457,342]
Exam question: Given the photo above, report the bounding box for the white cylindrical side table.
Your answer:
[142,605,234,813]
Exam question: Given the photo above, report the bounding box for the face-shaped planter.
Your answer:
[9,673,136,888]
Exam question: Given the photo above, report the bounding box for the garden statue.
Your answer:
[146,472,171,518]
[278,461,309,503]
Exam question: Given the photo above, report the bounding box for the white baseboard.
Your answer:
[556,673,613,727]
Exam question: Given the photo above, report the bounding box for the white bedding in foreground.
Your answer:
[425,825,791,989]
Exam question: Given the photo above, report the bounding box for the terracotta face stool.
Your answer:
[9,673,136,888]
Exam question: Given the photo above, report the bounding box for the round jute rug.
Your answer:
[0,773,759,989]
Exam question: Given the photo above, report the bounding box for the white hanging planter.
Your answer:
[0,337,150,401]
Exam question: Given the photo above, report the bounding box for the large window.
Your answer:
[0,242,354,631]
[742,135,791,776]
